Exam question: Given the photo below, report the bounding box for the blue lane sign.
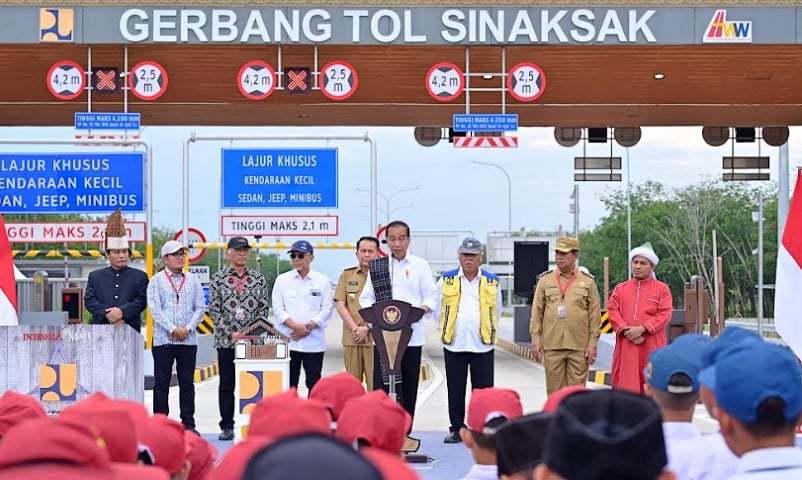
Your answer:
[74,112,141,130]
[0,152,145,213]
[202,286,210,307]
[221,148,338,209]
[452,114,518,132]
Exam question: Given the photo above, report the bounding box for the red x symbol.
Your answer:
[95,70,117,91]
[287,70,308,91]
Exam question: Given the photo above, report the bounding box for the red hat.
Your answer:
[309,372,366,421]
[466,388,523,433]
[543,385,587,413]
[139,414,187,475]
[0,390,46,436]
[248,388,333,439]
[361,447,420,480]
[0,416,168,480]
[336,390,411,455]
[60,402,139,464]
[208,436,274,480]
[107,398,151,438]
[185,430,217,480]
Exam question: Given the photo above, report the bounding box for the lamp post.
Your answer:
[625,147,633,279]
[357,186,421,227]
[471,160,512,232]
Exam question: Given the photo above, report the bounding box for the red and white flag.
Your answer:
[0,214,18,325]
[776,171,802,359]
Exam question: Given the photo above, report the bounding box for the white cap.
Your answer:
[160,240,187,257]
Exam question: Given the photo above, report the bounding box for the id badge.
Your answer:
[235,308,245,321]
[557,302,566,319]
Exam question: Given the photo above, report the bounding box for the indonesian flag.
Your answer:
[0,214,18,325]
[776,171,802,359]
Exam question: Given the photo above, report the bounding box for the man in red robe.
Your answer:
[608,243,673,394]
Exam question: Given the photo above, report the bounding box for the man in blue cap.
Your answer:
[669,327,764,480]
[643,333,711,463]
[273,240,333,394]
[701,341,802,478]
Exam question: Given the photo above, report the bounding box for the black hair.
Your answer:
[650,373,700,411]
[356,236,380,251]
[386,221,410,238]
[739,397,800,438]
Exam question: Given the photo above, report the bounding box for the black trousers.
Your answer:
[217,347,235,431]
[373,345,422,426]
[289,351,325,393]
[152,344,197,429]
[444,349,495,433]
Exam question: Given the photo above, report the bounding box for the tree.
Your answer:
[580,179,776,318]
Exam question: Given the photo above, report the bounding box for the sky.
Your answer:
[2,125,798,280]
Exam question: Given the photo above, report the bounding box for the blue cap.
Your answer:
[670,333,713,369]
[288,240,314,254]
[645,342,704,393]
[700,327,763,369]
[705,342,802,424]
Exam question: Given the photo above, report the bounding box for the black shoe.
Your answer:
[443,431,461,444]
[185,427,201,436]
[218,429,234,441]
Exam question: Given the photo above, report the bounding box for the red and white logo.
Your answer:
[703,10,752,43]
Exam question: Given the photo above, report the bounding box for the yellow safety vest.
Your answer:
[439,271,498,345]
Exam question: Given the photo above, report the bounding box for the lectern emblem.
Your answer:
[382,305,401,325]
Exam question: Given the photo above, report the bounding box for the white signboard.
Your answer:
[5,222,146,243]
[188,265,211,284]
[221,215,338,237]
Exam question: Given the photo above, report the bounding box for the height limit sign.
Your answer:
[320,60,358,101]
[507,62,546,102]
[426,62,464,102]
[130,60,169,101]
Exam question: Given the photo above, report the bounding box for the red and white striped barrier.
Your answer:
[453,136,518,148]
[74,134,140,147]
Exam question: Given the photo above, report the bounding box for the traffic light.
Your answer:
[61,288,83,324]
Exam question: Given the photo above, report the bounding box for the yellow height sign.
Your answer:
[600,311,613,334]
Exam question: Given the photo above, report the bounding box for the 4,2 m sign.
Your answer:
[221,215,338,237]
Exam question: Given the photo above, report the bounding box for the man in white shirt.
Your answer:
[643,334,712,462]
[359,221,437,424]
[701,342,802,479]
[273,240,333,394]
[434,237,502,444]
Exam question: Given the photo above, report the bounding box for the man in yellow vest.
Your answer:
[529,236,601,396]
[435,237,502,444]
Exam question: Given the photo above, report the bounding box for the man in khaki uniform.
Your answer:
[334,236,380,389]
[529,236,601,395]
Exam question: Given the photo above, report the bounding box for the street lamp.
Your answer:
[471,161,512,232]
[357,186,421,227]
[625,147,633,279]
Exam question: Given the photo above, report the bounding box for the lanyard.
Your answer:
[555,270,578,300]
[165,270,187,305]
[231,273,248,296]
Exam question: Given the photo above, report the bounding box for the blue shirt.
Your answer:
[84,265,148,332]
[147,268,206,346]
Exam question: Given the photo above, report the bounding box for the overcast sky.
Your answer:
[2,125,797,279]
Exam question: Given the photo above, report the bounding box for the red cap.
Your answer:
[542,385,587,413]
[466,388,523,433]
[208,436,274,480]
[60,403,139,464]
[336,390,411,455]
[248,388,333,439]
[0,416,168,480]
[0,390,46,436]
[361,447,420,480]
[139,414,187,474]
[107,398,151,438]
[309,372,366,421]
[185,431,217,480]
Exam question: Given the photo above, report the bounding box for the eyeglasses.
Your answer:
[289,253,306,259]
[168,251,186,258]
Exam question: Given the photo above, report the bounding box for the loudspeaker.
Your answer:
[514,241,549,302]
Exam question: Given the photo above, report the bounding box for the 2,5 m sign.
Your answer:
[221,215,339,237]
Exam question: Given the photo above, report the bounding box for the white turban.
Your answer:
[629,242,659,266]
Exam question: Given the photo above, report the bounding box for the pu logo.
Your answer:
[703,10,752,43]
[39,364,77,402]
[39,8,74,43]
[238,370,283,414]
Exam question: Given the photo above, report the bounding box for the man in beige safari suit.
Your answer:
[529,236,601,395]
